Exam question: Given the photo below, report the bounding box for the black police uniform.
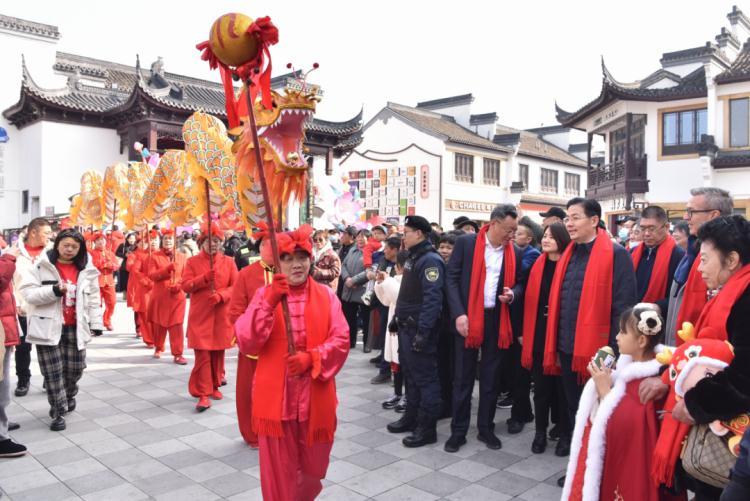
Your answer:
[387,238,445,447]
[234,241,259,271]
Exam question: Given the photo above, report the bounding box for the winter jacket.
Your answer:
[19,254,104,350]
[374,274,402,364]
[312,244,341,290]
[12,239,50,317]
[0,253,19,347]
[339,245,368,304]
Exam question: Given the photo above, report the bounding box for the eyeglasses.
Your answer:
[313,239,325,243]
[563,215,589,224]
[684,208,717,219]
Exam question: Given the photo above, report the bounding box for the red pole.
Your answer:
[204,179,215,293]
[243,79,295,354]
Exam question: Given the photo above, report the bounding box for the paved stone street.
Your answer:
[1,299,565,500]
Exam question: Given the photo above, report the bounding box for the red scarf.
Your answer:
[694,263,750,341]
[631,236,676,303]
[252,279,337,444]
[674,258,708,346]
[543,229,613,377]
[466,225,516,349]
[521,254,547,370]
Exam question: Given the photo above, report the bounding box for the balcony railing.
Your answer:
[586,155,648,198]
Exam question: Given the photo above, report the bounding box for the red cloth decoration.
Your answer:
[160,228,175,237]
[674,257,708,346]
[694,263,750,340]
[252,221,270,242]
[521,254,550,371]
[543,229,614,378]
[199,221,224,242]
[631,236,677,303]
[362,237,382,268]
[196,16,279,125]
[92,231,105,241]
[277,225,313,257]
[252,279,337,444]
[465,225,516,349]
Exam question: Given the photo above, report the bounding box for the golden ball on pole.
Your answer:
[208,13,260,67]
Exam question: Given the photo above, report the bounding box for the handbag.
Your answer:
[680,423,736,488]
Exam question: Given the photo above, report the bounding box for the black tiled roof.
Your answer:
[660,42,730,66]
[4,53,362,138]
[0,14,60,40]
[556,60,708,127]
[715,27,741,49]
[712,149,750,168]
[470,112,498,125]
[495,125,586,167]
[568,143,589,153]
[716,41,750,84]
[416,94,473,109]
[728,5,750,30]
[525,125,570,135]
[386,103,510,153]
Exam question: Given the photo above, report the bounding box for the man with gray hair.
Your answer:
[443,204,526,453]
[639,187,733,402]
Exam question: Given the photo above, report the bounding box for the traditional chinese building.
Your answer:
[341,94,586,226]
[0,13,362,230]
[555,5,750,225]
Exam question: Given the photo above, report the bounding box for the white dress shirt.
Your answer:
[483,240,505,309]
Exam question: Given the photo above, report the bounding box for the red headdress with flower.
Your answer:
[277,224,313,257]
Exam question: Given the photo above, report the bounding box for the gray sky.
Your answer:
[4,0,740,129]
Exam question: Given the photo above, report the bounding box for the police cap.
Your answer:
[404,215,431,234]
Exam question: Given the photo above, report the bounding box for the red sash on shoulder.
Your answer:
[674,258,707,346]
[521,254,546,370]
[631,236,676,303]
[543,229,613,378]
[465,225,516,349]
[694,263,750,341]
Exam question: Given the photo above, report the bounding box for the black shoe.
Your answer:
[402,418,437,448]
[369,354,382,365]
[507,419,525,434]
[531,432,547,454]
[67,398,76,413]
[477,432,502,450]
[557,475,566,488]
[14,381,29,397]
[382,394,401,410]
[0,438,27,458]
[363,346,372,354]
[496,396,513,409]
[8,422,20,431]
[555,436,571,457]
[370,372,391,385]
[444,435,466,453]
[394,401,407,413]
[386,415,417,434]
[548,425,560,441]
[50,416,66,432]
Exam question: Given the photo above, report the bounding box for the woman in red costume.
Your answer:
[146,229,187,364]
[228,224,273,447]
[126,237,149,343]
[182,222,237,411]
[90,232,118,331]
[235,225,349,501]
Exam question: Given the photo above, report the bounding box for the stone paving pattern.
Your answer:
[1,300,565,500]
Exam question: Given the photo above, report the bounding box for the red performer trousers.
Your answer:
[189,349,224,398]
[258,420,332,501]
[101,284,116,327]
[152,324,184,356]
[236,354,258,446]
[137,313,153,345]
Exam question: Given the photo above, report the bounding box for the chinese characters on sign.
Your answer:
[348,166,419,219]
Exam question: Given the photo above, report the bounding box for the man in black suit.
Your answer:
[444,204,526,453]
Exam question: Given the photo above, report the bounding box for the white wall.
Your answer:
[442,146,509,223]
[0,26,60,230]
[39,121,126,219]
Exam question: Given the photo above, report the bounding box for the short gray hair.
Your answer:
[690,187,733,216]
[490,204,518,221]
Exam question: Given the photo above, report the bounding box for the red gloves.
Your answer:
[168,283,181,294]
[264,274,289,308]
[286,351,312,376]
[166,262,176,272]
[208,292,222,305]
[140,278,152,289]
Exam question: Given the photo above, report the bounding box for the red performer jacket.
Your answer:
[90,247,118,288]
[146,249,187,328]
[182,251,237,350]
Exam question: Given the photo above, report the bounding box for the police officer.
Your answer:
[386,215,445,448]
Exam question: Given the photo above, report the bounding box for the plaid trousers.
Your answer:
[36,326,87,417]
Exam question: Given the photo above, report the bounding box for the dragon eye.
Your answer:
[670,367,677,380]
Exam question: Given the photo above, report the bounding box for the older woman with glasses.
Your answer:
[311,230,341,290]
